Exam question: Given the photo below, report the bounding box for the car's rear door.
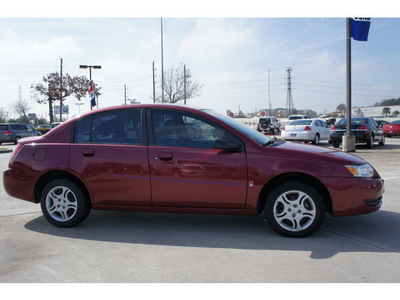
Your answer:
[147,108,248,208]
[69,108,151,206]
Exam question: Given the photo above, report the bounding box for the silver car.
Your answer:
[281,119,331,145]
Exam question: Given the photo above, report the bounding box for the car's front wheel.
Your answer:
[264,181,325,237]
[40,179,91,227]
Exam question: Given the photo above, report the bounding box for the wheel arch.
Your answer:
[34,170,91,207]
[256,172,333,215]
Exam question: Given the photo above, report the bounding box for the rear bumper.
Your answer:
[330,132,370,143]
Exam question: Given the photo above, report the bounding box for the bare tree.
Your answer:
[12,97,31,124]
[0,107,8,123]
[31,72,101,123]
[157,64,202,104]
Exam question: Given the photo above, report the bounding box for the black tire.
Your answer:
[264,181,325,237]
[40,179,91,227]
[14,136,21,145]
[260,121,269,130]
[270,127,276,135]
[379,134,385,146]
[366,134,374,148]
[332,141,340,148]
[312,134,320,145]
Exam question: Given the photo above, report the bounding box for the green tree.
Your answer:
[31,72,101,124]
[336,103,346,113]
[382,107,391,117]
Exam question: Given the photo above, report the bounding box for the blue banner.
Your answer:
[351,18,371,41]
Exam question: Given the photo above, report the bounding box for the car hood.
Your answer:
[271,141,366,165]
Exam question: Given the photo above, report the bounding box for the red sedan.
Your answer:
[382,120,400,137]
[3,105,384,237]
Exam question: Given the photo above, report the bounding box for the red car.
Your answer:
[382,120,400,137]
[3,105,384,237]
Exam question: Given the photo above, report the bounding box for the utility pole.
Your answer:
[184,64,187,105]
[268,68,271,116]
[161,18,165,104]
[152,61,156,103]
[59,58,63,122]
[124,84,127,105]
[285,67,293,116]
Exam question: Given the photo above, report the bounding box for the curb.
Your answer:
[0,148,13,154]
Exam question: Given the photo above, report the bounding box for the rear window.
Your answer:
[337,118,368,125]
[0,125,8,130]
[289,120,312,125]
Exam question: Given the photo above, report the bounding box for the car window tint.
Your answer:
[74,110,141,145]
[151,109,241,149]
[0,125,8,130]
[91,110,141,144]
[290,120,312,126]
[74,117,91,143]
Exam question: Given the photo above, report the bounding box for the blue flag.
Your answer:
[89,81,96,107]
[351,18,371,41]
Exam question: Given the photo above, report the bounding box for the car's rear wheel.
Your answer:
[366,134,374,148]
[379,134,385,146]
[332,141,340,148]
[264,181,325,237]
[312,134,320,145]
[40,179,91,227]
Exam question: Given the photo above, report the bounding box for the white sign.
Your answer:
[54,105,69,114]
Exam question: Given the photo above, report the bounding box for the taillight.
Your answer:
[359,125,368,131]
[9,143,22,166]
[2,131,12,135]
[331,125,335,130]
[282,126,286,131]
[305,126,312,131]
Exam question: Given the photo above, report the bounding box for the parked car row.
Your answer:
[281,117,391,148]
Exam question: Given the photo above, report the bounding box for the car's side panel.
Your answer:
[148,146,248,208]
[69,144,152,206]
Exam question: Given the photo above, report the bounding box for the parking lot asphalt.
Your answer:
[0,139,399,283]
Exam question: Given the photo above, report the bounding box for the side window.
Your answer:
[74,117,90,143]
[151,110,242,149]
[26,125,34,132]
[74,110,141,144]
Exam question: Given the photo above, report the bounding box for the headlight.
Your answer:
[345,163,374,178]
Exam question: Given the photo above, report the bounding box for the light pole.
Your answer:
[75,102,84,115]
[79,65,101,110]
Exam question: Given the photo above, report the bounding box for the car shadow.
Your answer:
[24,209,400,260]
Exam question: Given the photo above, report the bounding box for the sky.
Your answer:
[1,1,400,121]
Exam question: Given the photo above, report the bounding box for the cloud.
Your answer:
[177,19,257,61]
[0,29,80,63]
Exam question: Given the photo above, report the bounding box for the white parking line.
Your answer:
[382,176,400,181]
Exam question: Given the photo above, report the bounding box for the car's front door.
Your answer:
[69,109,151,206]
[147,109,248,208]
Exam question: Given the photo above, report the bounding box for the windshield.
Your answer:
[202,109,272,146]
[289,120,312,125]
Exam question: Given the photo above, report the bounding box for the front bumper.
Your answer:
[325,176,384,216]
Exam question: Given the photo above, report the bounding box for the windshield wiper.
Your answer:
[263,137,281,146]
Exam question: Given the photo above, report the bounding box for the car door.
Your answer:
[147,108,248,208]
[370,119,383,142]
[69,108,151,206]
[319,120,331,139]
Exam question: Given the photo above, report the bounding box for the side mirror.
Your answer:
[213,139,242,152]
